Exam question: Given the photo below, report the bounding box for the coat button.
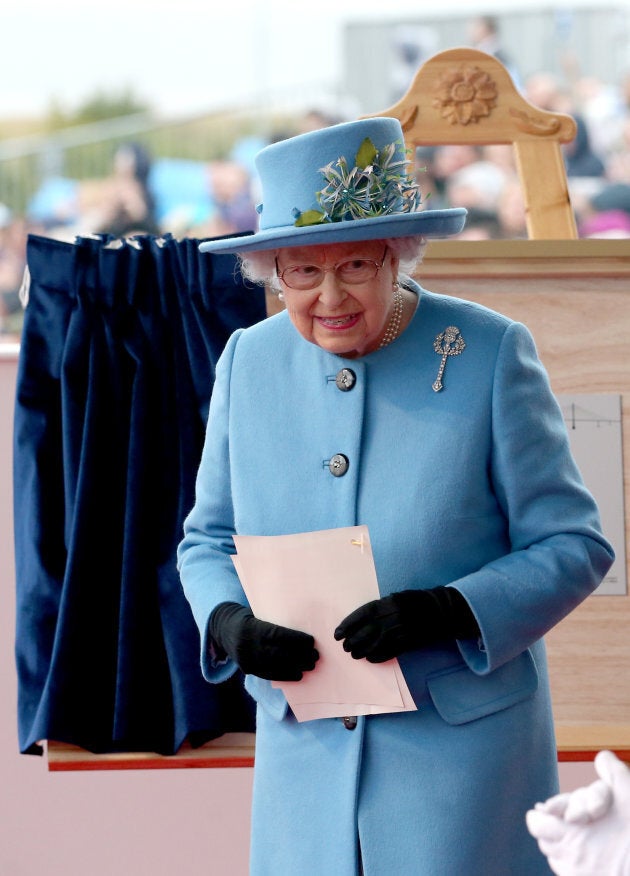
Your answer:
[335,368,356,392]
[328,454,349,477]
[342,716,357,730]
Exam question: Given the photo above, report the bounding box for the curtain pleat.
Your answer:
[14,233,264,755]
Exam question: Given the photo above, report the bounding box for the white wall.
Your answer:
[0,346,596,875]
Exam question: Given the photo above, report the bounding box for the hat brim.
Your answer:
[199,208,467,254]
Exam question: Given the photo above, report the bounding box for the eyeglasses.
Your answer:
[276,247,388,291]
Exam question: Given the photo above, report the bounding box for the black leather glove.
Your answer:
[334,587,479,663]
[209,601,319,681]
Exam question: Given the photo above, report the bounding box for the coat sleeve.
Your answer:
[177,329,249,683]
[451,321,615,675]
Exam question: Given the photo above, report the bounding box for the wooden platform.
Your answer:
[46,724,630,771]
[47,733,256,772]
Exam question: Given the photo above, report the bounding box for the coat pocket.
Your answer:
[426,649,539,725]
[244,674,289,721]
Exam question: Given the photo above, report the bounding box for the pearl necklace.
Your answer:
[378,284,404,349]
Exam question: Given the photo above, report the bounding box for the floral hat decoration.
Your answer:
[199,117,466,254]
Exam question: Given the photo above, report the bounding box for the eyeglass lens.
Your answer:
[278,248,387,290]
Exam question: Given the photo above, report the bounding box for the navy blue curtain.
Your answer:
[14,233,264,755]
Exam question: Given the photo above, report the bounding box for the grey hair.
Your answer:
[239,249,281,291]
[238,235,427,293]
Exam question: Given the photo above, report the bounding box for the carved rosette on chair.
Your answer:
[432,64,498,126]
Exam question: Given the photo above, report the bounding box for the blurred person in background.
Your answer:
[297,107,345,134]
[429,144,482,207]
[88,141,160,238]
[444,158,511,217]
[0,209,28,338]
[570,75,627,162]
[496,178,528,239]
[453,206,502,240]
[578,182,630,239]
[202,159,258,238]
[389,24,439,103]
[524,72,565,113]
[605,114,630,185]
[563,116,606,180]
[466,15,521,88]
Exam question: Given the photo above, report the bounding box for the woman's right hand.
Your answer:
[209,602,319,681]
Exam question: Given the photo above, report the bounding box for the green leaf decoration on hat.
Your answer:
[293,136,423,228]
[294,209,327,227]
[355,137,378,169]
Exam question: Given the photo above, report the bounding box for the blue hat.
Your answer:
[199,118,466,254]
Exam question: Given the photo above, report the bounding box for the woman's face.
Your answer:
[276,241,399,358]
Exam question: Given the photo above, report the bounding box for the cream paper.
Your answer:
[231,525,417,722]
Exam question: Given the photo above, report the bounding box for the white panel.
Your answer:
[557,393,627,596]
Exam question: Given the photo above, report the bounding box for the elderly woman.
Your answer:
[177,118,614,875]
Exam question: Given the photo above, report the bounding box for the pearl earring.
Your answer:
[278,291,285,301]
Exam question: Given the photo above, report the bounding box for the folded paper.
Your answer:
[232,525,417,721]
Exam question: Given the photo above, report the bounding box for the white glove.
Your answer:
[526,750,630,875]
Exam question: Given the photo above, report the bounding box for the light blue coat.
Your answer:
[178,281,614,875]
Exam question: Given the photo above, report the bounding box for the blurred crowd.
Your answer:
[427,65,630,242]
[2,47,630,338]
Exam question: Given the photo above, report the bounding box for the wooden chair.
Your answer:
[366,47,578,239]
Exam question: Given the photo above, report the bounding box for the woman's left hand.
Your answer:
[333,587,479,663]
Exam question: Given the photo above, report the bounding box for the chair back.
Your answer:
[367,47,578,239]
